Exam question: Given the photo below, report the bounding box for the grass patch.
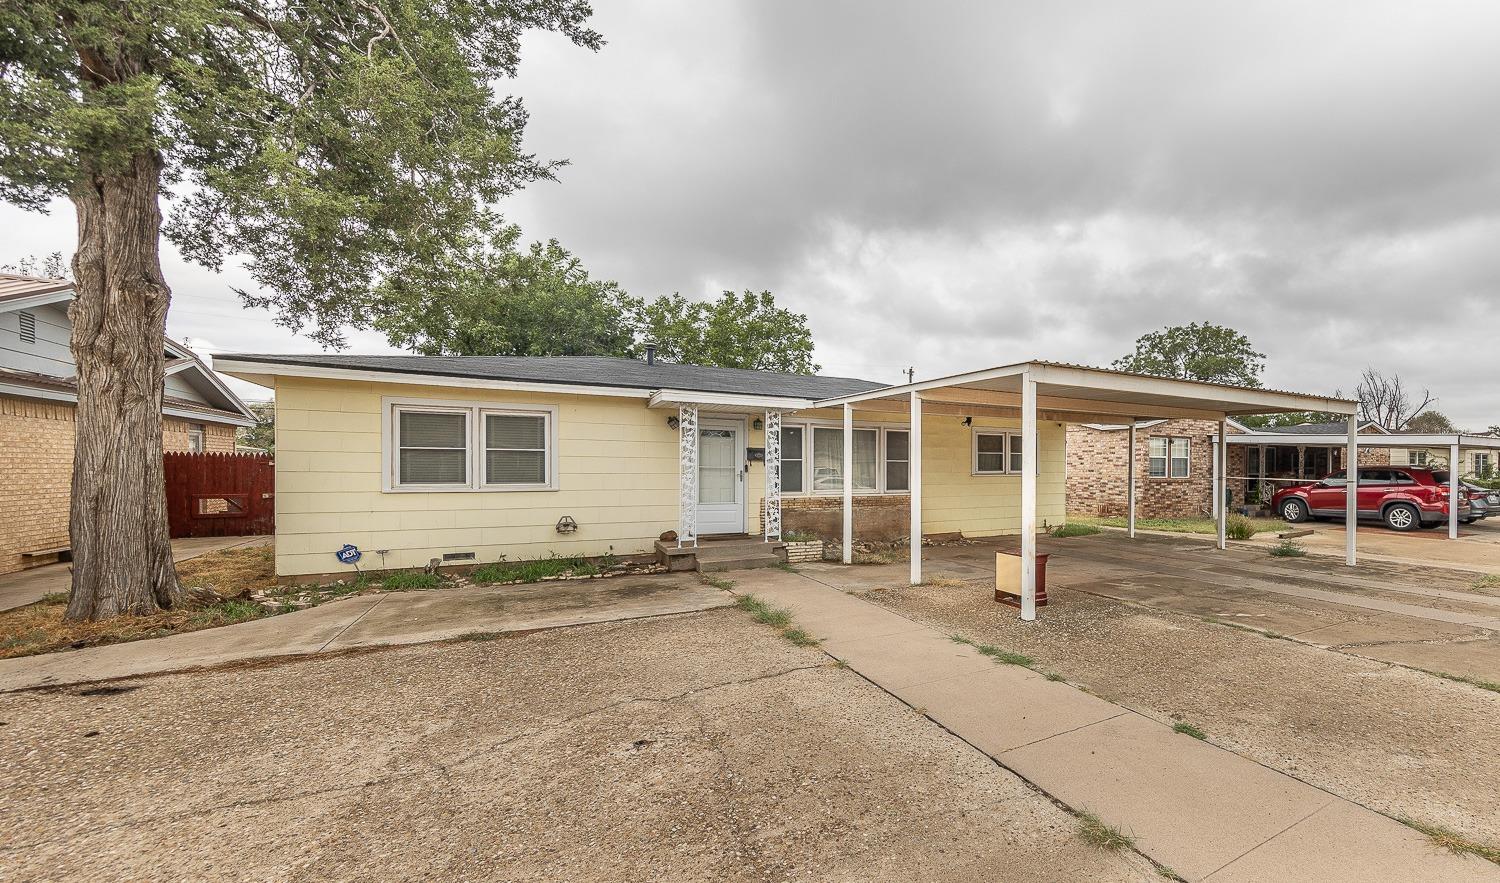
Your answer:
[0,590,274,659]
[1424,669,1500,694]
[701,575,736,591]
[1472,574,1500,592]
[1224,515,1257,541]
[1269,540,1307,558]
[1398,818,1500,865]
[1051,522,1102,538]
[1072,515,1284,536]
[852,547,907,565]
[919,576,970,588]
[736,594,793,628]
[781,628,818,647]
[471,555,599,585]
[378,571,444,591]
[177,545,277,595]
[1076,811,1135,851]
[1172,722,1208,740]
[782,529,820,542]
[773,561,800,573]
[950,634,1034,667]
[1043,671,1066,682]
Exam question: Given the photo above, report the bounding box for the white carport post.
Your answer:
[1127,421,1137,539]
[1020,371,1038,622]
[909,392,923,585]
[1450,442,1461,540]
[1346,416,1358,566]
[1216,419,1228,551]
[841,403,853,565]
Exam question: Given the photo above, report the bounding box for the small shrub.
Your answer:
[1051,522,1101,538]
[380,571,444,591]
[1269,540,1307,558]
[1172,722,1207,740]
[1224,515,1257,541]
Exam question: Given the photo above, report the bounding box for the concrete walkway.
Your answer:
[0,573,730,692]
[0,535,273,613]
[726,566,1499,882]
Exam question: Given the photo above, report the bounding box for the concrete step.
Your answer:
[699,554,784,572]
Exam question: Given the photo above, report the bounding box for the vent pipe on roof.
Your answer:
[644,342,657,366]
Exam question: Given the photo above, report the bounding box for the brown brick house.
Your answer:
[0,274,255,574]
[1066,418,1392,519]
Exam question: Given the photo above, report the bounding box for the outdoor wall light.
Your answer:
[962,416,973,426]
[753,418,764,430]
[667,415,680,430]
[556,515,578,534]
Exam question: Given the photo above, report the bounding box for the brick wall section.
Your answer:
[782,494,911,543]
[1,396,242,574]
[0,395,75,574]
[1068,421,1395,519]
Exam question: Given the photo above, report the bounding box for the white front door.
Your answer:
[697,420,745,535]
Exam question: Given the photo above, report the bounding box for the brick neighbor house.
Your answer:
[1066,418,1393,519]
[0,273,256,574]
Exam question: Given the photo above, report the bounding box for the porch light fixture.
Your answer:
[962,416,973,426]
[753,418,764,430]
[667,415,680,430]
[556,515,578,534]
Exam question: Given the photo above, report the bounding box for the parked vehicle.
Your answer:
[1464,481,1496,522]
[1273,467,1471,532]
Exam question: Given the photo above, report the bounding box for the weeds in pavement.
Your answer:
[735,594,819,647]
[1172,722,1208,740]
[950,634,1035,667]
[1424,669,1500,694]
[1077,811,1135,851]
[1269,540,1307,558]
[1398,818,1500,865]
[1473,574,1500,593]
[781,628,818,647]
[701,575,736,591]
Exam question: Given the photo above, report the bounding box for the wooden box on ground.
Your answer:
[995,550,1049,607]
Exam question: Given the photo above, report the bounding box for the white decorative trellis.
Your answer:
[678,404,699,548]
[763,409,782,542]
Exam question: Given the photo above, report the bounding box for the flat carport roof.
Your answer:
[813,360,1362,622]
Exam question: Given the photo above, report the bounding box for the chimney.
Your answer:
[644,342,657,366]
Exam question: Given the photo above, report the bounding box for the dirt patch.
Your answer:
[177,545,277,595]
[0,609,1155,882]
[863,578,1500,848]
[0,591,269,660]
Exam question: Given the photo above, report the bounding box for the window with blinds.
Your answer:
[485,413,548,486]
[398,410,469,485]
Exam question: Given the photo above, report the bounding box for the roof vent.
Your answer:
[18,311,36,344]
[644,342,657,366]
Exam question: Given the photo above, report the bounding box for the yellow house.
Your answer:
[215,352,1068,579]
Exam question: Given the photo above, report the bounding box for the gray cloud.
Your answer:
[3,0,1498,423]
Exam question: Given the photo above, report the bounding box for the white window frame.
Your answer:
[971,429,1030,476]
[1473,452,1492,476]
[779,424,807,495]
[778,419,910,496]
[1149,435,1191,479]
[1407,450,1428,467]
[885,428,910,492]
[187,424,205,453]
[382,396,559,493]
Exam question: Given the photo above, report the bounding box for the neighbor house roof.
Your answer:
[0,368,253,425]
[1252,420,1389,435]
[0,273,75,310]
[213,353,887,400]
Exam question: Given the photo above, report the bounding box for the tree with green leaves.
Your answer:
[373,227,640,357]
[237,401,275,454]
[638,290,818,374]
[1112,322,1265,387]
[1405,410,1457,434]
[1,1,601,619]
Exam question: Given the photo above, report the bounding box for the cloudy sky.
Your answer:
[5,1,1499,425]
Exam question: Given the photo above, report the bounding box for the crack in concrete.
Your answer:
[0,662,827,855]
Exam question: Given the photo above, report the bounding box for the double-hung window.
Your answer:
[1149,436,1190,478]
[388,399,556,491]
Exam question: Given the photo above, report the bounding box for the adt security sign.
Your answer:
[335,544,362,565]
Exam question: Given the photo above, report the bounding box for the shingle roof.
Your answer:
[0,273,72,303]
[0,368,248,423]
[219,353,889,400]
[1258,420,1384,435]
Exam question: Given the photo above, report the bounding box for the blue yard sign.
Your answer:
[335,544,362,565]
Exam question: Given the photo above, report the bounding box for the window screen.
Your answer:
[1148,437,1168,478]
[398,410,468,485]
[1170,438,1190,479]
[886,430,909,491]
[485,413,547,485]
[780,426,804,493]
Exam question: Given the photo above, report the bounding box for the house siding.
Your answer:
[271,377,1068,577]
[0,395,241,574]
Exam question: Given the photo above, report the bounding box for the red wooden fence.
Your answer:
[163,452,275,539]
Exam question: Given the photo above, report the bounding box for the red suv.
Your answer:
[1273,467,1470,532]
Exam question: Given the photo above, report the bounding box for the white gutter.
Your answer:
[212,357,655,400]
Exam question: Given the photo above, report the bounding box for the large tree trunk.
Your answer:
[65,151,183,621]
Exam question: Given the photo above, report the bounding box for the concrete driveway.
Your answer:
[1243,517,1500,575]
